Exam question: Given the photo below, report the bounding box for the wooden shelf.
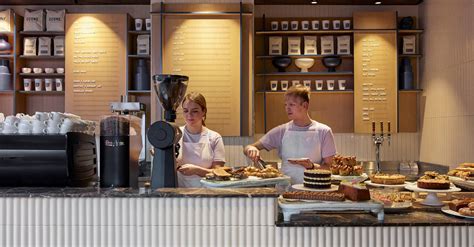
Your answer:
[398,29,424,34]
[256,71,353,76]
[19,73,65,77]
[399,54,422,58]
[0,90,14,94]
[19,31,65,36]
[128,55,150,58]
[257,90,354,94]
[256,30,353,35]
[19,55,64,60]
[128,90,151,94]
[256,54,353,59]
[0,31,13,34]
[0,54,14,58]
[128,30,150,35]
[18,91,65,95]
[399,89,423,93]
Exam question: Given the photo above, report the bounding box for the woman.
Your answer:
[176,92,226,187]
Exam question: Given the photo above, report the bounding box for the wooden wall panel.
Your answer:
[0,94,14,116]
[353,11,397,30]
[24,94,65,115]
[65,14,127,121]
[162,16,241,136]
[354,32,398,133]
[399,91,417,132]
[265,92,353,133]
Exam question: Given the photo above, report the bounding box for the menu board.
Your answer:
[65,14,126,121]
[163,16,241,136]
[354,32,397,133]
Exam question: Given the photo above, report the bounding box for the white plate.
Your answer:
[404,182,461,193]
[441,206,474,219]
[278,195,332,203]
[331,173,368,182]
[365,180,410,188]
[292,184,339,192]
[200,176,291,188]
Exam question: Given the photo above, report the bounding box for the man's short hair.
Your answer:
[285,84,310,103]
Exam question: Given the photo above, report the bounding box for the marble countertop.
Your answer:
[0,187,280,198]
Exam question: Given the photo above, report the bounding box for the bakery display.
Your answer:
[448,163,474,181]
[303,169,331,189]
[282,191,345,201]
[370,190,413,209]
[330,155,363,176]
[242,165,282,178]
[338,181,371,201]
[369,173,406,185]
[417,171,451,190]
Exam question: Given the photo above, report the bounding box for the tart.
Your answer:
[370,173,406,185]
[417,171,450,190]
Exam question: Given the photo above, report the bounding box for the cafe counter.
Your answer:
[0,187,472,246]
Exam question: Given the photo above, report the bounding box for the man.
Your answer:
[244,85,336,184]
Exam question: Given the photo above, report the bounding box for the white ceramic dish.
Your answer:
[56,68,64,74]
[441,206,474,219]
[33,68,42,74]
[331,173,368,182]
[22,67,32,73]
[44,68,54,74]
[365,180,410,189]
[292,184,339,192]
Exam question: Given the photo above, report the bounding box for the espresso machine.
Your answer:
[148,74,189,189]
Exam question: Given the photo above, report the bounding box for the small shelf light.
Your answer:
[375,1,382,4]
[311,1,318,4]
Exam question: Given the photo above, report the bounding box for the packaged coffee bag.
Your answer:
[269,36,282,55]
[23,37,37,56]
[0,9,12,32]
[304,36,317,55]
[46,9,65,32]
[24,9,44,31]
[38,37,51,56]
[337,35,351,55]
[321,36,334,55]
[54,36,64,56]
[288,36,301,55]
[137,35,150,55]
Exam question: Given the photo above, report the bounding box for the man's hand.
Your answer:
[288,158,319,169]
[244,145,260,162]
[177,164,207,176]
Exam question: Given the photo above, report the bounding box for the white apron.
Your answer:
[177,130,214,188]
[281,122,322,184]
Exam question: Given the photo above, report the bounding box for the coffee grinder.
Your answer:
[148,74,189,189]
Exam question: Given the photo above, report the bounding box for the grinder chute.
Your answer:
[148,74,188,189]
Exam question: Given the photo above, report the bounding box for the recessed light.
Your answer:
[311,1,318,4]
[375,1,382,4]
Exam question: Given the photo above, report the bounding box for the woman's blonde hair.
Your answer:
[182,92,207,126]
[285,84,310,103]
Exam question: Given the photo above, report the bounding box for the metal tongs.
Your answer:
[254,158,267,170]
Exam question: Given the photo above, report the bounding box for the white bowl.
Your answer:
[295,58,315,72]
[44,68,54,74]
[22,67,32,73]
[33,68,42,74]
[56,68,64,74]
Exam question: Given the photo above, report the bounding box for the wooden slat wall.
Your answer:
[399,91,417,132]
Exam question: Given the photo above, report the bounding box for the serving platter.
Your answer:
[441,206,474,219]
[200,175,291,188]
[292,184,339,192]
[365,180,410,189]
[331,173,368,183]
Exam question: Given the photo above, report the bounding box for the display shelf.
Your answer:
[128,30,150,35]
[19,31,65,36]
[256,71,353,76]
[19,73,65,77]
[256,30,353,35]
[19,55,65,60]
[0,90,15,94]
[257,90,354,94]
[398,29,424,34]
[128,55,150,58]
[18,91,65,95]
[128,90,151,94]
[399,54,422,58]
[0,54,14,58]
[256,54,353,59]
[399,89,423,93]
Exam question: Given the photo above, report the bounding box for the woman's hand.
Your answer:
[244,145,260,162]
[177,164,208,177]
[288,158,320,169]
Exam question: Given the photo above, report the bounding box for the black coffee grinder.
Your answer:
[148,74,189,189]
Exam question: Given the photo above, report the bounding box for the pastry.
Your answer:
[458,207,474,216]
[282,191,345,201]
[330,155,363,176]
[417,171,450,190]
[338,181,371,201]
[449,198,474,211]
[303,169,331,189]
[370,173,406,185]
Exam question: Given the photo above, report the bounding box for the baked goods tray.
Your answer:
[278,196,384,222]
[449,176,474,191]
[200,176,291,188]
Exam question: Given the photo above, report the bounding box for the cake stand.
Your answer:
[364,180,410,190]
[404,183,461,206]
[292,184,339,192]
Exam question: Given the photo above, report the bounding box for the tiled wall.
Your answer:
[418,0,474,168]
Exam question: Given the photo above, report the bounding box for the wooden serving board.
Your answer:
[278,196,384,222]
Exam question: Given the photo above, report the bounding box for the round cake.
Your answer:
[370,173,406,185]
[303,169,331,189]
[417,171,450,190]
